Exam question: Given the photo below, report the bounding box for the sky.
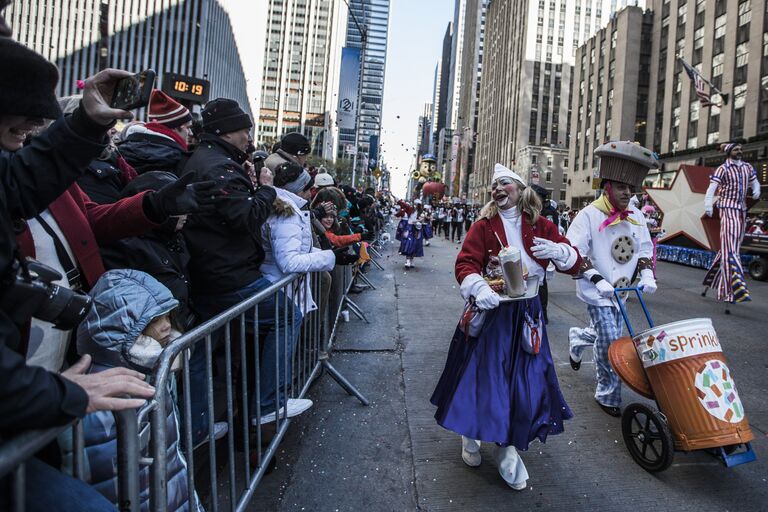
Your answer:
[380,0,453,197]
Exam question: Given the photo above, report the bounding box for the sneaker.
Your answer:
[425,240,431,246]
[461,437,482,467]
[193,421,229,450]
[253,398,314,425]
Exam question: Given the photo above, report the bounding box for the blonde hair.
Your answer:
[479,182,541,225]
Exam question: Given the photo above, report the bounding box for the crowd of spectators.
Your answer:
[0,10,390,510]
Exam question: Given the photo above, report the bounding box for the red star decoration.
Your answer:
[645,165,722,251]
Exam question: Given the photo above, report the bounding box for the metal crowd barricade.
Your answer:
[0,411,140,512]
[145,267,367,512]
[0,262,371,512]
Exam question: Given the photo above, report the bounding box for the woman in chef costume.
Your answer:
[430,164,581,490]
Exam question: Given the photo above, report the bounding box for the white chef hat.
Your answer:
[491,163,525,187]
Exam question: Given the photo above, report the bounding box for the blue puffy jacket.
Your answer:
[60,269,200,511]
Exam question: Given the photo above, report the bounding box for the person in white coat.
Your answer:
[257,161,337,422]
[566,141,658,417]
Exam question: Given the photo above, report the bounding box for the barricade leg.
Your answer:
[114,409,140,512]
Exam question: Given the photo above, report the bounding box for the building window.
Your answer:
[532,154,538,164]
[547,155,553,166]
[564,158,569,168]
[545,171,553,183]
[562,172,568,184]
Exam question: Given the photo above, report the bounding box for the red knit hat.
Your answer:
[148,89,192,128]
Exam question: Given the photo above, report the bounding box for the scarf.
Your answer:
[592,194,639,232]
[146,122,189,151]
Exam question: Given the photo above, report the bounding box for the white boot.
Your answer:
[496,445,529,490]
[461,436,482,467]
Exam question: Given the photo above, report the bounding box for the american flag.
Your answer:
[679,58,716,107]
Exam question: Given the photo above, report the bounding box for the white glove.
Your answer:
[705,203,713,217]
[595,279,616,299]
[704,182,717,217]
[638,269,657,294]
[475,285,501,310]
[531,236,569,264]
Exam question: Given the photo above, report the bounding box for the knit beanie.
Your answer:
[201,98,252,135]
[0,38,61,119]
[280,132,312,156]
[148,89,192,128]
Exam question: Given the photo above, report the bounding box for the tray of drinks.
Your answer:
[498,277,541,302]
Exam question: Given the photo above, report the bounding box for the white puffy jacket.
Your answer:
[260,187,336,314]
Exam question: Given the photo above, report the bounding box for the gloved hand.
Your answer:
[334,248,358,265]
[474,284,500,310]
[705,202,714,217]
[595,279,616,299]
[638,269,657,294]
[531,236,569,264]
[145,173,223,221]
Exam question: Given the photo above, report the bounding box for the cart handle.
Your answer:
[613,287,654,338]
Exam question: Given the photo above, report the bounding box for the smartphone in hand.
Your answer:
[111,70,156,110]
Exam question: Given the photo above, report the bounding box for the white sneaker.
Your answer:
[461,436,482,467]
[425,240,431,246]
[496,445,529,491]
[253,398,314,425]
[193,421,229,450]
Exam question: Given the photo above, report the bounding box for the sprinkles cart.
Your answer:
[608,288,756,472]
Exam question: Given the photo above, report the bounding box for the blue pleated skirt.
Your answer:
[430,297,573,450]
[423,224,433,239]
[395,219,408,242]
[399,224,424,257]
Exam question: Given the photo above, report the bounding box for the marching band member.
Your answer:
[566,141,658,417]
[702,142,761,312]
[396,199,427,269]
[430,164,580,490]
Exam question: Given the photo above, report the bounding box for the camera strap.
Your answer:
[33,215,84,291]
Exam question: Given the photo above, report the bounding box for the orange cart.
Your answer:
[608,288,756,472]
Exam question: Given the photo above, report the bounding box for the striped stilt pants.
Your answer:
[703,207,750,303]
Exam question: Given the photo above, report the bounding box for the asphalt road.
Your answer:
[250,229,768,512]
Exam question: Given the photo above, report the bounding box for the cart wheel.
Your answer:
[748,257,768,281]
[621,403,675,472]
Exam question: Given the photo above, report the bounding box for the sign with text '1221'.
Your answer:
[162,73,210,104]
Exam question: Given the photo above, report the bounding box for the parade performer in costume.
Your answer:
[423,204,434,246]
[702,142,761,312]
[566,141,658,417]
[430,164,580,490]
[396,199,427,269]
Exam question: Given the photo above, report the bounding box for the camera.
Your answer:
[0,257,92,330]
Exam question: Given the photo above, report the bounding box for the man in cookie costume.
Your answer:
[566,141,658,417]
[701,142,761,311]
[431,163,580,490]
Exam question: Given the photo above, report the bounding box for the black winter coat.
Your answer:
[0,110,108,432]
[101,225,195,329]
[119,131,188,176]
[181,134,276,295]
[76,158,124,204]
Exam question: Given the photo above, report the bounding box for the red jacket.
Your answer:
[455,212,581,284]
[16,183,157,290]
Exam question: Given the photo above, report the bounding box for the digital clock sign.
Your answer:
[161,73,210,104]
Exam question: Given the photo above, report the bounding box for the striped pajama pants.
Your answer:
[579,305,623,407]
[703,207,750,303]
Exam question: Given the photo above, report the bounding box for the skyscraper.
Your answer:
[417,103,434,157]
[456,0,488,199]
[338,0,391,167]
[6,0,251,113]
[471,0,644,203]
[256,0,348,160]
[434,23,454,179]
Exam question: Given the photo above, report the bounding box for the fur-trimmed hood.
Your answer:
[272,187,307,217]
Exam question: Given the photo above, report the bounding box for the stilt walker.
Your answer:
[396,199,426,269]
[701,142,761,313]
[431,164,580,490]
[566,141,658,417]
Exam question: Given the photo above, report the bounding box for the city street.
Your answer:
[253,230,768,512]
